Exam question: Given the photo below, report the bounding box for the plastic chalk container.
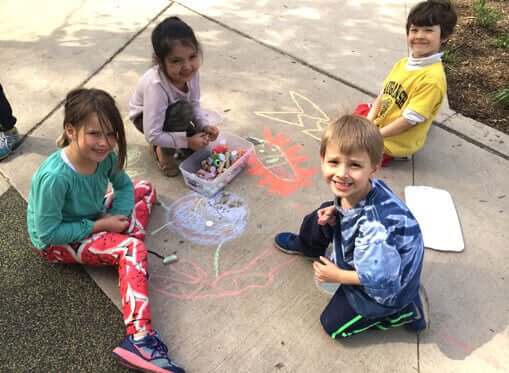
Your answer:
[179,132,254,197]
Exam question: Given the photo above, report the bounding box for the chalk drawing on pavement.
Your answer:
[254,91,330,142]
[247,128,317,197]
[150,247,297,300]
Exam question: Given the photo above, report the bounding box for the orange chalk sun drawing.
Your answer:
[247,128,317,197]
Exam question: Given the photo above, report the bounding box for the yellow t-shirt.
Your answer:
[374,57,446,156]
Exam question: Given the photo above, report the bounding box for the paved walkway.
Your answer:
[1,1,508,372]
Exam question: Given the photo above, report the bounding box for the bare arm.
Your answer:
[366,94,382,122]
[379,116,413,138]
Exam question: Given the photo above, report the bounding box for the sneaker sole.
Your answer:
[0,152,11,161]
[112,348,179,373]
[10,140,21,151]
[273,239,304,256]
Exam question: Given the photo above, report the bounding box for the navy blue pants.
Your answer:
[0,84,16,131]
[321,286,422,338]
[294,202,423,338]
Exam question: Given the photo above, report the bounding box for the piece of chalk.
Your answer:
[163,254,178,265]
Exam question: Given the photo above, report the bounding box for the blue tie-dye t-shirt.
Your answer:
[330,178,424,319]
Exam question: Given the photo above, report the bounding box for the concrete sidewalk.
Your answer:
[1,1,508,372]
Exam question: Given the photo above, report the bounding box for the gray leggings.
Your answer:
[133,100,197,137]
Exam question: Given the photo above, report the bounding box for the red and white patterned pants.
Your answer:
[37,180,157,336]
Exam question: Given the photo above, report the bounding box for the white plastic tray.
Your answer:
[404,186,464,252]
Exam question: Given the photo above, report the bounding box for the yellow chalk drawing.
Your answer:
[254,91,330,141]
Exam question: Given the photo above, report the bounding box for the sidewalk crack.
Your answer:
[417,332,421,373]
[19,1,177,145]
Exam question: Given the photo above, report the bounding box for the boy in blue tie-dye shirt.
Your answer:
[274,114,428,338]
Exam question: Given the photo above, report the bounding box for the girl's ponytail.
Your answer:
[56,133,69,148]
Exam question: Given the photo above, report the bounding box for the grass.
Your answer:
[442,45,461,65]
[494,87,509,109]
[490,34,509,49]
[473,0,503,30]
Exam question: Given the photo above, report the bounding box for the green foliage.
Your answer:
[491,34,509,49]
[442,50,457,65]
[442,45,459,65]
[473,0,503,30]
[494,87,509,108]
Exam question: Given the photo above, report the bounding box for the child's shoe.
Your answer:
[274,232,304,256]
[112,331,185,373]
[406,285,430,332]
[149,145,180,177]
[0,128,20,160]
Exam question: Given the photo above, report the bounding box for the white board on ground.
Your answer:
[404,185,464,252]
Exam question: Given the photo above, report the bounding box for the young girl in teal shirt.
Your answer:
[27,88,185,373]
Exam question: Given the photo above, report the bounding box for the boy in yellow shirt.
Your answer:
[357,0,457,166]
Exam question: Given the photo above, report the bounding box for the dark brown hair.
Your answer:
[57,88,127,170]
[320,114,384,166]
[406,0,457,40]
[151,16,202,65]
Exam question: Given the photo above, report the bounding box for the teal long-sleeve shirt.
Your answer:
[27,150,134,249]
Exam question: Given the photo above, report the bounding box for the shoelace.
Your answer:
[138,333,169,359]
[0,133,9,149]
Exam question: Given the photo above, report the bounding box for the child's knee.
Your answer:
[134,179,156,193]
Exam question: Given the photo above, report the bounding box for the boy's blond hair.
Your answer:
[320,114,384,166]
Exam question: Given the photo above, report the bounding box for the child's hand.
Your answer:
[313,256,341,283]
[188,132,210,151]
[108,215,130,232]
[203,125,219,142]
[94,215,130,233]
[317,205,337,226]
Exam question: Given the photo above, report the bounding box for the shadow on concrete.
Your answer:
[419,258,507,369]
[178,0,409,92]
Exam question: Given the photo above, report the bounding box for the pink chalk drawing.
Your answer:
[254,91,330,142]
[150,247,296,300]
[247,128,317,197]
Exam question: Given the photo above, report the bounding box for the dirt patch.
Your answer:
[444,0,509,135]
